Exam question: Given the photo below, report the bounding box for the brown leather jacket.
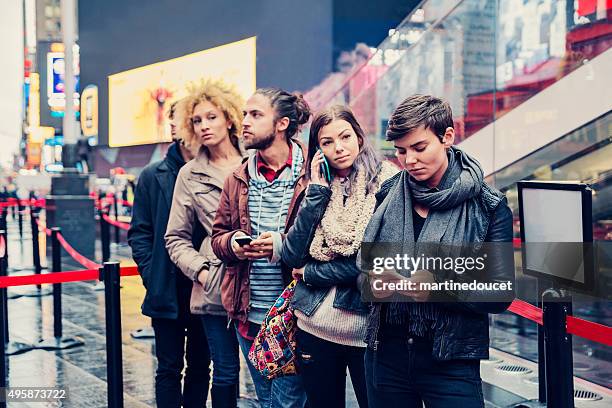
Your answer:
[211,140,308,322]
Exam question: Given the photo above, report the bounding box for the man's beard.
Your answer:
[244,131,275,150]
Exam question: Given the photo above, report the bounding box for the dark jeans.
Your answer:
[152,313,211,408]
[364,333,484,408]
[201,314,240,386]
[295,329,369,408]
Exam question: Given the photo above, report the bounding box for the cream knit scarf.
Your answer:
[309,161,398,261]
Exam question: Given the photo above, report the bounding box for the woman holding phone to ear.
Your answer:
[281,105,398,408]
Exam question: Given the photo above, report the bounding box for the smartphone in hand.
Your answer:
[235,236,253,247]
[318,148,332,183]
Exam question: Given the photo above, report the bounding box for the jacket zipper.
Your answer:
[373,307,380,351]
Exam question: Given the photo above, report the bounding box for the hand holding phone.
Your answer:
[234,236,253,247]
[319,149,332,183]
[310,148,331,186]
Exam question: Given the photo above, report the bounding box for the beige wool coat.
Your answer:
[165,147,241,315]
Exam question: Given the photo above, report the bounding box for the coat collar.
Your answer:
[187,147,240,190]
[154,154,182,208]
[232,138,308,186]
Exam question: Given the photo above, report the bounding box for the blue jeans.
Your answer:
[364,333,484,408]
[236,323,307,408]
[201,314,240,386]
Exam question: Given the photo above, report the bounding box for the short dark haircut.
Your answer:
[168,101,178,119]
[386,94,453,142]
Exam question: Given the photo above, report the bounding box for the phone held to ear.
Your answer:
[235,236,253,247]
[318,148,332,183]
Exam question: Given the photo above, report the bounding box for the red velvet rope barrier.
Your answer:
[99,196,132,207]
[508,299,611,347]
[56,233,102,270]
[35,218,101,269]
[508,299,543,325]
[0,265,139,288]
[117,199,132,207]
[0,198,46,208]
[566,316,612,347]
[102,213,130,231]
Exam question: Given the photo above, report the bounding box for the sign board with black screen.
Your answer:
[517,181,594,292]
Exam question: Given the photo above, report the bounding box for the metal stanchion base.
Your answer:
[6,292,23,300]
[512,400,547,407]
[13,287,53,298]
[91,281,105,291]
[130,327,154,339]
[5,341,35,356]
[35,336,85,350]
[91,281,122,291]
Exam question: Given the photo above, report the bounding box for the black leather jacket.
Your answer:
[365,173,516,360]
[281,184,368,317]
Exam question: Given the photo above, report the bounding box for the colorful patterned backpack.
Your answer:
[248,279,298,379]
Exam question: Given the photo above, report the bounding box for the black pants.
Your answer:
[364,333,484,408]
[152,313,211,408]
[295,328,369,408]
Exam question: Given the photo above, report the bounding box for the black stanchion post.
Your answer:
[92,208,112,292]
[102,262,124,408]
[1,230,8,345]
[17,203,24,241]
[17,210,51,299]
[0,209,5,233]
[51,228,62,338]
[0,237,7,408]
[0,219,8,271]
[113,194,120,245]
[1,231,8,342]
[0,231,32,356]
[100,208,111,263]
[537,283,546,403]
[537,316,547,402]
[34,228,84,351]
[31,212,42,285]
[543,291,574,408]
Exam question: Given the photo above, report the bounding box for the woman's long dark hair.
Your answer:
[306,105,382,194]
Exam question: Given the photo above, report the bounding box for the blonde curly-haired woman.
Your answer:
[165,79,245,408]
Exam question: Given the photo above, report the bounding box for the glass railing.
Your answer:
[309,0,611,150]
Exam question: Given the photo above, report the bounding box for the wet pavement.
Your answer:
[1,215,360,407]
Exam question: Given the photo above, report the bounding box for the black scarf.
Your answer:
[361,147,484,332]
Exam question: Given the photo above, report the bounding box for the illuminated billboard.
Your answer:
[108,36,256,147]
[47,44,80,115]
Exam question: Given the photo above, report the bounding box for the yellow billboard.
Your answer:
[81,85,98,137]
[108,37,256,147]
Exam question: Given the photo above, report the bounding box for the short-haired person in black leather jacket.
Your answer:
[359,95,515,407]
